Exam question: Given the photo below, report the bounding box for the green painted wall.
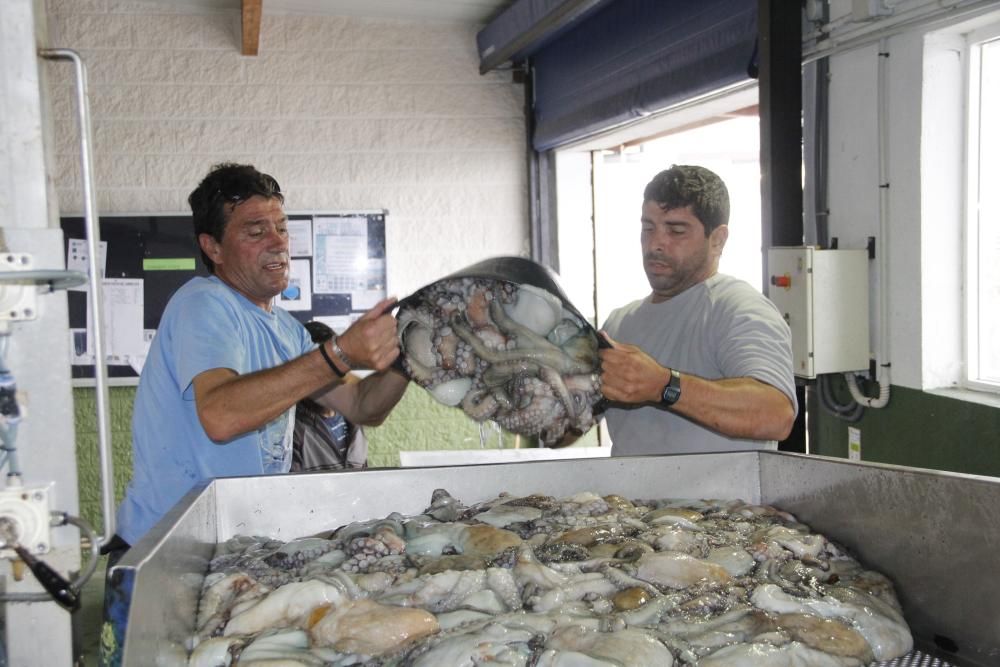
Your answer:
[72,385,599,533]
[809,381,1000,477]
[74,387,134,536]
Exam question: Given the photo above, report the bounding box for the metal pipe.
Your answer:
[802,0,998,65]
[37,48,115,546]
[866,36,892,409]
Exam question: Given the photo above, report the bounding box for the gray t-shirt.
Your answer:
[601,273,796,456]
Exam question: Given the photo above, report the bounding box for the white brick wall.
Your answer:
[44,1,529,298]
[44,1,530,471]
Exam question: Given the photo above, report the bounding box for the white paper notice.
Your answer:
[287,218,313,257]
[81,278,144,364]
[848,426,862,461]
[66,239,108,292]
[313,217,367,293]
[312,216,385,310]
[277,259,312,311]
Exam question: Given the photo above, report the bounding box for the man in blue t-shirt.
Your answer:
[106,163,408,560]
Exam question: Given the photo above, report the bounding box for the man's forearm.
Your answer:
[671,375,795,441]
[319,370,409,426]
[194,348,339,442]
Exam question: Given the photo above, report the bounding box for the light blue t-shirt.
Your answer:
[116,276,313,545]
[602,273,797,457]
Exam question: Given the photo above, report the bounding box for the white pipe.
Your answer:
[845,372,890,408]
[844,37,892,410]
[37,48,116,546]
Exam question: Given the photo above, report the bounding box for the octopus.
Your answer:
[188,489,915,666]
[395,275,603,446]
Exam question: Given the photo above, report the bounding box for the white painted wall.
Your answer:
[44,0,528,298]
[820,0,999,391]
[827,39,917,386]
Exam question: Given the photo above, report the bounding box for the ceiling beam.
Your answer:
[242,0,262,56]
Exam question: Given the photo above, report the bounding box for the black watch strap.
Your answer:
[660,368,681,407]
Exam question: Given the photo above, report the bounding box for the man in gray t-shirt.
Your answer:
[599,165,797,456]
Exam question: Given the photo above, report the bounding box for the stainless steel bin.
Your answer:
[109,451,1000,666]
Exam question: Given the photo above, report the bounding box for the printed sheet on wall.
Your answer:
[278,212,387,334]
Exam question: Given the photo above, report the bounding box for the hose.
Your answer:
[845,371,891,409]
[817,373,865,422]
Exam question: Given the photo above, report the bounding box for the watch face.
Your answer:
[661,371,681,406]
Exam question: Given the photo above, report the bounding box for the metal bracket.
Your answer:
[0,254,38,329]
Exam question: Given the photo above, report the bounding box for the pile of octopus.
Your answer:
[188,488,913,666]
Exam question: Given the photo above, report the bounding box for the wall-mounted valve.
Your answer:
[0,482,82,612]
[0,480,51,557]
[0,513,79,612]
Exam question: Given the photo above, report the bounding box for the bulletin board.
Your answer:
[61,210,387,384]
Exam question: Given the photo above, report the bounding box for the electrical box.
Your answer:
[767,247,870,379]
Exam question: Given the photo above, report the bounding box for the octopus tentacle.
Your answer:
[560,331,600,366]
[451,314,591,375]
[493,379,566,443]
[403,356,436,385]
[436,329,459,370]
[488,298,555,351]
[461,389,499,422]
[482,360,540,387]
[490,388,514,411]
[540,365,577,420]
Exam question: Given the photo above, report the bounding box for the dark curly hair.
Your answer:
[643,165,729,236]
[304,320,334,345]
[188,163,284,273]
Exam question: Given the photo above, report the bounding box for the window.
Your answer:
[589,114,764,330]
[966,23,1000,390]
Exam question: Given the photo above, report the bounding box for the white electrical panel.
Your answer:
[767,247,870,379]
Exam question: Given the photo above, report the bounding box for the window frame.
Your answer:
[964,21,1000,393]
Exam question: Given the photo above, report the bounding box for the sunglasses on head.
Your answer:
[214,174,282,205]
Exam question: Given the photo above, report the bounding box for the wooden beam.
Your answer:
[241,0,262,56]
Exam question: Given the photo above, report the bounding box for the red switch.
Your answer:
[771,274,791,289]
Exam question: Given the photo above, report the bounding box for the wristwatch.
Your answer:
[660,368,681,407]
